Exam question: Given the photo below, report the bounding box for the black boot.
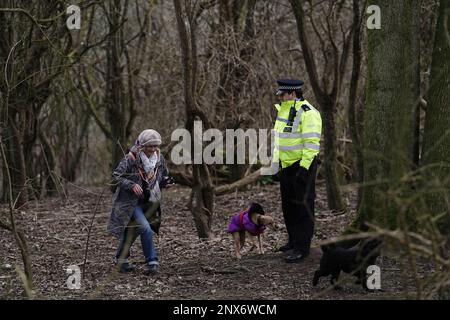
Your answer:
[285,250,309,263]
[278,243,294,252]
[144,262,158,275]
[117,262,135,273]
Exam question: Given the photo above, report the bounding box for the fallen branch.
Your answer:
[214,169,262,195]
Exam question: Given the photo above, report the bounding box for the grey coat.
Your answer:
[107,152,169,239]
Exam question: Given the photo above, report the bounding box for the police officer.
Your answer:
[272,79,322,263]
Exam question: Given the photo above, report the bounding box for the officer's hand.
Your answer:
[296,166,309,184]
[132,184,143,197]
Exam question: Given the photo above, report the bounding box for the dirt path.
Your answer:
[0,183,423,299]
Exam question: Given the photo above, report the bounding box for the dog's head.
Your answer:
[248,202,265,215]
[256,215,277,230]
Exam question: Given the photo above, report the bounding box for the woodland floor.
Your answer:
[0,181,439,300]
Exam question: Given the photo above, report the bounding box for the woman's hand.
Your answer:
[161,175,175,188]
[132,184,143,197]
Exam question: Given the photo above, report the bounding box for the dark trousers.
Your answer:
[279,159,317,254]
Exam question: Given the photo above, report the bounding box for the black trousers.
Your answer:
[279,159,317,254]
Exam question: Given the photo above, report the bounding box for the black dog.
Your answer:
[312,238,382,290]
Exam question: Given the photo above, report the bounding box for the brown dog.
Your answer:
[227,203,275,259]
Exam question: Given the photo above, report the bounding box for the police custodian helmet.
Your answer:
[275,79,304,95]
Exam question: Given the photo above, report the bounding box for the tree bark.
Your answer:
[355,0,421,229]
[422,0,450,233]
[106,0,128,168]
[348,0,365,206]
[322,99,347,212]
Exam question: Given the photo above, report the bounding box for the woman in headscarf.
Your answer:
[107,129,174,275]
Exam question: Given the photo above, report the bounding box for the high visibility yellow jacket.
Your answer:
[273,99,322,170]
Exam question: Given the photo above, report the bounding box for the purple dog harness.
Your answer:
[227,210,266,236]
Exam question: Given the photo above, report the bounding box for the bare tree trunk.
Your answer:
[355,0,421,229]
[191,162,215,238]
[0,137,33,297]
[411,0,422,169]
[174,0,215,239]
[348,0,365,206]
[422,0,450,233]
[289,0,349,213]
[322,99,347,212]
[106,0,127,168]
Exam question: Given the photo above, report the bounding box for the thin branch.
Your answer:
[82,187,107,279]
[4,40,22,92]
[289,0,325,98]
[0,8,61,54]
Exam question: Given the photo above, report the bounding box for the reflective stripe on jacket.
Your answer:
[273,99,322,169]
